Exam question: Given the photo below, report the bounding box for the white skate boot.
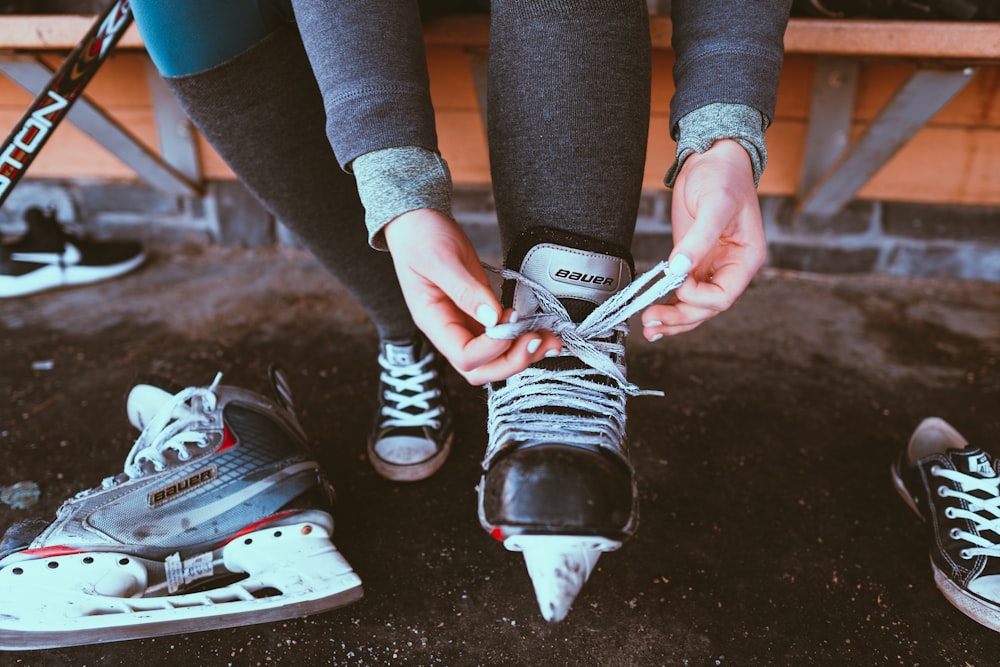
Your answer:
[479,228,688,622]
[0,367,362,650]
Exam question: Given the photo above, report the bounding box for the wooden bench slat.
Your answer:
[780,18,1000,59]
[2,14,999,60]
[0,15,144,51]
[422,15,1000,60]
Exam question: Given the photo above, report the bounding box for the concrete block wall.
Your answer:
[2,178,999,283]
[449,185,1000,283]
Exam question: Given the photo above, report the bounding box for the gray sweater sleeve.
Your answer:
[664,102,768,188]
[351,146,453,251]
[664,0,791,188]
[291,0,439,169]
[669,0,792,131]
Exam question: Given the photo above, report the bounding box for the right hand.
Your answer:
[383,208,561,385]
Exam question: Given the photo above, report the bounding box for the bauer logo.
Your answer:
[148,466,218,508]
[552,268,617,291]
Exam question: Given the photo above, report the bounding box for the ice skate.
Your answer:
[0,367,362,650]
[478,228,689,622]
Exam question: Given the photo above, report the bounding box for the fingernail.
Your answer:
[508,310,520,324]
[476,304,499,327]
[545,348,561,358]
[666,254,692,276]
[645,320,663,328]
[649,333,664,343]
[526,338,542,354]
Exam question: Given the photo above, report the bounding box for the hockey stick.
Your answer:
[0,0,133,209]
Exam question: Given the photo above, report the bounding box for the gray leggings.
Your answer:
[131,0,650,335]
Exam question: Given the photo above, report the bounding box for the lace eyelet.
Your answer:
[949,527,962,539]
[960,549,973,560]
[944,507,956,519]
[937,486,949,497]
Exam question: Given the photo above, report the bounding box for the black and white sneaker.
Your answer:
[367,335,453,482]
[892,417,1000,631]
[0,207,145,298]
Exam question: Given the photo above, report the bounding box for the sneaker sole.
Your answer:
[367,431,453,482]
[934,564,1000,632]
[0,251,146,298]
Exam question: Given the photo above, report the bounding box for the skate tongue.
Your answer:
[126,384,178,430]
[512,242,631,321]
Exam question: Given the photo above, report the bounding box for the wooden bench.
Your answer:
[0,15,197,200]
[424,14,1000,216]
[1,13,999,216]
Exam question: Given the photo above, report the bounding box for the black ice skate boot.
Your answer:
[477,227,689,622]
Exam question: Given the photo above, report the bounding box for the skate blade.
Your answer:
[504,534,620,623]
[0,518,363,650]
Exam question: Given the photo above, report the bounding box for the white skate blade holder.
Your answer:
[504,534,621,623]
[0,516,363,650]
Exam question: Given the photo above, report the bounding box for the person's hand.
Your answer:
[642,139,767,340]
[383,208,561,385]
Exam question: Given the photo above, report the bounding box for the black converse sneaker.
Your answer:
[0,207,145,298]
[477,227,688,622]
[368,335,453,482]
[892,417,1000,631]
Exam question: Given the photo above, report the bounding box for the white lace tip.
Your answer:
[665,254,692,277]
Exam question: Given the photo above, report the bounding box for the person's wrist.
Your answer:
[691,138,753,173]
[383,208,426,252]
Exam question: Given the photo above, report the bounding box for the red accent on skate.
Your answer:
[490,527,505,541]
[18,545,86,558]
[220,510,299,547]
[217,424,238,452]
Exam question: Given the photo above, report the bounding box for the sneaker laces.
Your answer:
[83,373,223,495]
[378,349,444,430]
[482,258,689,461]
[934,465,1000,559]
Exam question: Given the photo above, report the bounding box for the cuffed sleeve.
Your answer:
[351,146,453,250]
[664,103,768,188]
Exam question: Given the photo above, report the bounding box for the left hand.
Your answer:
[642,139,767,340]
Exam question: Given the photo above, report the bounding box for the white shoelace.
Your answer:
[482,258,688,463]
[378,350,444,429]
[934,465,1000,560]
[85,374,222,495]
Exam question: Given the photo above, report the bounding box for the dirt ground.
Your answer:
[2,242,1000,666]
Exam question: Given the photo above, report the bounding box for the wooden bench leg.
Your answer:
[798,62,976,217]
[797,57,860,200]
[144,59,201,189]
[0,54,200,198]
